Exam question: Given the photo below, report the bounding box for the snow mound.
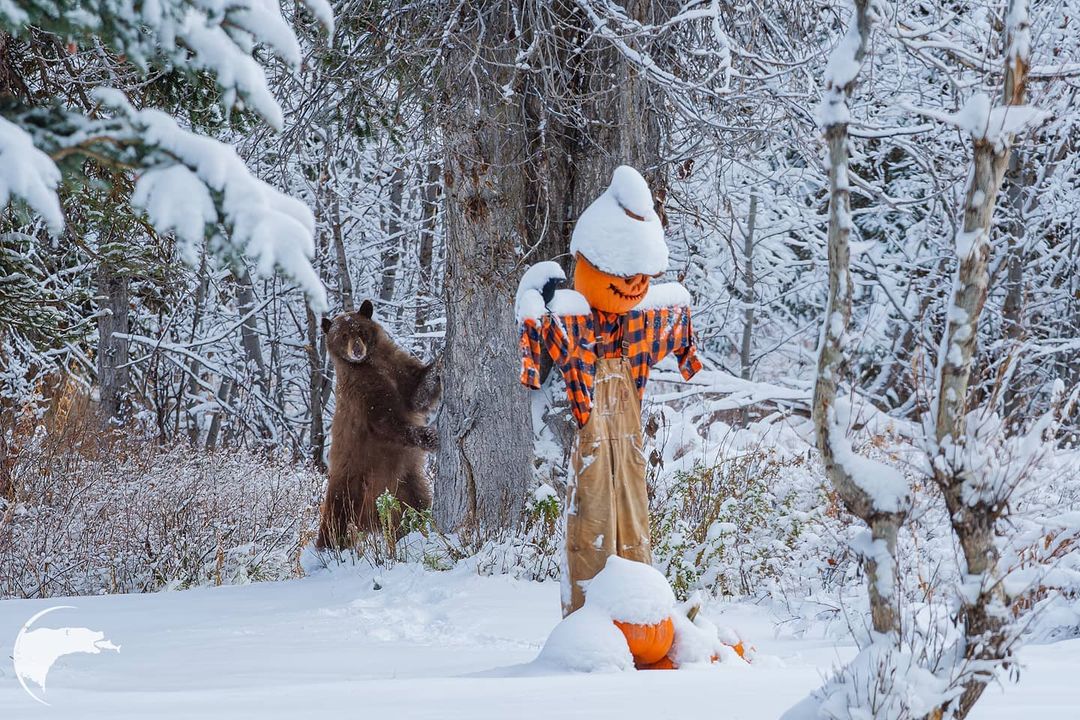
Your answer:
[585,556,676,624]
[536,558,736,672]
[571,166,668,277]
[669,608,726,666]
[636,282,692,311]
[515,261,565,322]
[535,605,634,673]
[298,544,329,576]
[548,289,591,317]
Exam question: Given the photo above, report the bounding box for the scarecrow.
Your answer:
[516,165,702,617]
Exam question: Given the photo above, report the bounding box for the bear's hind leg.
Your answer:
[316,482,365,550]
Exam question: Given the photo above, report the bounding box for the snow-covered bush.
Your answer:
[312,482,567,581]
[651,448,844,601]
[0,422,323,598]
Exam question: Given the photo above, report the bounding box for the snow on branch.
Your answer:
[0,0,26,25]
[908,93,1049,146]
[817,0,875,128]
[95,89,328,313]
[570,0,731,118]
[827,407,909,514]
[0,117,63,234]
[4,0,333,130]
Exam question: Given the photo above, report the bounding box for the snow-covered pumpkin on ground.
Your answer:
[536,557,728,672]
[613,618,675,666]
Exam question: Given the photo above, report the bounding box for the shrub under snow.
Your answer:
[0,428,323,599]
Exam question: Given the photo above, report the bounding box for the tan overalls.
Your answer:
[561,352,651,617]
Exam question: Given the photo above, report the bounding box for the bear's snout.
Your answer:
[346,337,368,363]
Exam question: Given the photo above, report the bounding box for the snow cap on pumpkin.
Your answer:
[571,165,668,277]
[584,556,676,625]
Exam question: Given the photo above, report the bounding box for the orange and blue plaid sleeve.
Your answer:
[519,318,543,389]
[673,308,702,380]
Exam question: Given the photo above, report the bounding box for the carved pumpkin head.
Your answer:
[573,253,651,314]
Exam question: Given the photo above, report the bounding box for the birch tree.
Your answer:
[915,2,1057,716]
[813,0,910,637]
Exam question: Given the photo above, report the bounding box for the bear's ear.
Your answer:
[359,299,374,319]
[321,316,332,334]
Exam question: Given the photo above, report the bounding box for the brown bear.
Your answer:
[316,300,442,549]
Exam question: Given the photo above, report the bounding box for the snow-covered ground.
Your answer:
[0,564,1075,719]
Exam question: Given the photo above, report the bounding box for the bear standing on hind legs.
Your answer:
[316,300,442,550]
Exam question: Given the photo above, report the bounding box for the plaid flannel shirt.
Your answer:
[520,305,702,427]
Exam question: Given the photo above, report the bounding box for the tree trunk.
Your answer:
[1001,150,1026,419]
[185,252,210,445]
[96,262,129,425]
[331,194,354,313]
[415,160,441,333]
[234,269,268,390]
[379,164,405,306]
[305,305,327,471]
[556,0,668,240]
[812,0,905,637]
[435,8,535,531]
[434,0,670,531]
[740,193,758,382]
[928,3,1033,717]
[204,377,233,451]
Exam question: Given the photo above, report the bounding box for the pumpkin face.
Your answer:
[574,253,651,314]
[613,617,675,665]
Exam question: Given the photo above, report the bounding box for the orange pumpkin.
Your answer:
[638,655,677,671]
[613,617,675,665]
[728,641,752,662]
[574,253,651,314]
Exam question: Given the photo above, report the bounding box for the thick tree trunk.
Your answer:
[435,8,535,531]
[96,263,129,425]
[434,0,670,531]
[557,0,669,239]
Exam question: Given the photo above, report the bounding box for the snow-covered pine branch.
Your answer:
[0,0,333,311]
[4,0,333,128]
[0,116,63,233]
[94,90,328,311]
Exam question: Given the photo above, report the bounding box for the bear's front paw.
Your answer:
[414,425,439,452]
[413,356,444,415]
